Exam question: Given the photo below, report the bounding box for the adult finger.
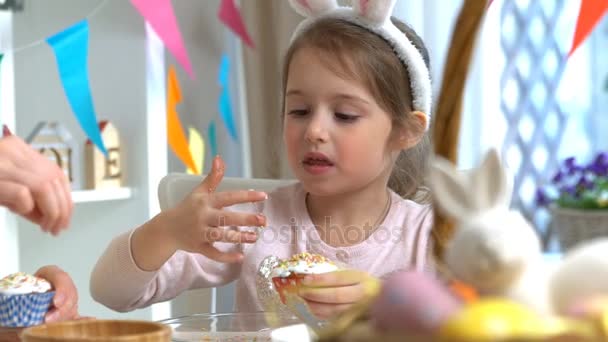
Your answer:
[61,173,74,229]
[50,179,69,234]
[0,181,35,216]
[33,182,60,233]
[45,301,78,323]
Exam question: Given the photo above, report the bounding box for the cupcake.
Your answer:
[0,272,54,327]
[270,253,338,304]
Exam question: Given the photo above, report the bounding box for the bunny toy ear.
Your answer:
[472,149,512,210]
[429,155,476,222]
[289,0,339,18]
[352,0,397,26]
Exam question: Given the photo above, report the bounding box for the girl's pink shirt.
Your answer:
[90,183,434,312]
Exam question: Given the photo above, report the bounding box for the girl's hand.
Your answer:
[298,270,376,320]
[164,156,267,263]
[35,265,79,323]
[132,156,268,271]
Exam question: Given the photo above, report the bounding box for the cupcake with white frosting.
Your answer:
[271,253,338,304]
[0,272,55,327]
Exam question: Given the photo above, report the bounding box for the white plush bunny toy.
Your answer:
[430,149,552,314]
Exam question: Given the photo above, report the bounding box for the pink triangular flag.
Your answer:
[569,0,608,57]
[130,0,195,78]
[218,0,255,49]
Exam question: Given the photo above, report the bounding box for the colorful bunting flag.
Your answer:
[218,54,238,141]
[208,121,218,158]
[218,0,255,48]
[569,0,608,57]
[167,65,198,174]
[46,20,108,157]
[186,126,204,175]
[130,0,195,78]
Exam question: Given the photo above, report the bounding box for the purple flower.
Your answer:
[564,157,576,169]
[587,163,608,177]
[594,152,608,167]
[567,165,583,176]
[577,177,594,190]
[551,171,563,184]
[535,189,550,206]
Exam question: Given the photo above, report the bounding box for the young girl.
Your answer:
[91,0,436,320]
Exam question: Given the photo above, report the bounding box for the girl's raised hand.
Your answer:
[164,156,267,263]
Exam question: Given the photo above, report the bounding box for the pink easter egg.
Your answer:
[370,271,462,334]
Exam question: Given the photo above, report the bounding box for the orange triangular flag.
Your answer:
[167,65,198,174]
[569,0,608,57]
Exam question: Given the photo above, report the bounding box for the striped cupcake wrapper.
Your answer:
[0,291,54,327]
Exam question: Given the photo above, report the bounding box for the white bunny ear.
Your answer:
[352,0,396,25]
[474,149,512,210]
[289,0,339,18]
[429,155,476,221]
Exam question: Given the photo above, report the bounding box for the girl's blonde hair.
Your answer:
[281,17,432,201]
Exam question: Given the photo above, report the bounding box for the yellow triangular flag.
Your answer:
[187,126,204,174]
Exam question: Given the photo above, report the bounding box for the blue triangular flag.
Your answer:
[219,88,237,141]
[218,54,230,88]
[208,121,218,158]
[47,20,108,157]
[217,54,237,142]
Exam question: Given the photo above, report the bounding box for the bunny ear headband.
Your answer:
[288,0,432,130]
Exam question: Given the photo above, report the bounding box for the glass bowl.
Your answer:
[158,312,302,342]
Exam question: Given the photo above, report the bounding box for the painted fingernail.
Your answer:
[2,125,12,137]
[256,214,266,225]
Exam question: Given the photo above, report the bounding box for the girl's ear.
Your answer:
[289,0,338,18]
[352,0,396,25]
[393,111,427,150]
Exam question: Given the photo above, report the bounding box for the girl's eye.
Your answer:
[335,113,358,122]
[287,109,308,116]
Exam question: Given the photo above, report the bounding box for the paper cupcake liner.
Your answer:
[272,274,306,305]
[0,291,54,327]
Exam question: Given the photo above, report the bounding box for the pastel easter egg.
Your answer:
[438,298,584,341]
[369,271,461,334]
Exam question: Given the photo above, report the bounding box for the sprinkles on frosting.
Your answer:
[0,272,52,295]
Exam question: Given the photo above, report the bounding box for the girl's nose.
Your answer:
[304,112,329,144]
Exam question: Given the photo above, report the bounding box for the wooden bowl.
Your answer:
[20,319,171,342]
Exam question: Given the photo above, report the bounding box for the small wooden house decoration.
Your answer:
[26,122,81,189]
[85,121,123,189]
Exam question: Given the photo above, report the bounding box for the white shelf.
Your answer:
[72,187,133,203]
